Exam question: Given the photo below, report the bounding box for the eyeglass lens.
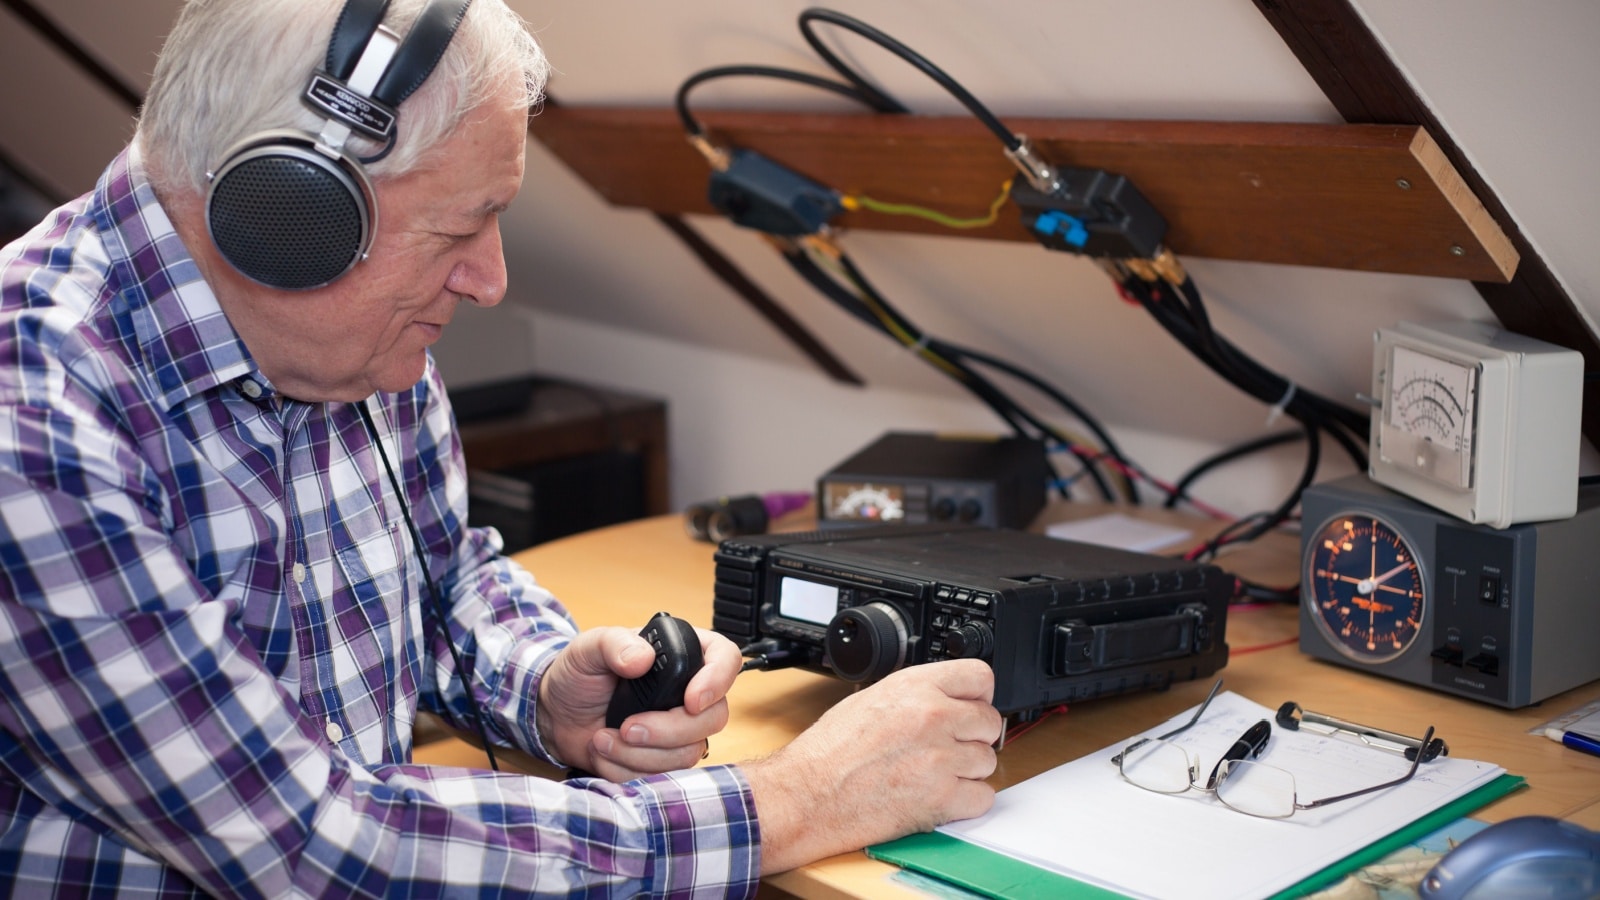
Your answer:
[1214,760,1297,819]
[1119,740,1195,794]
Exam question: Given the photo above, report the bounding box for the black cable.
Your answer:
[1169,277,1368,448]
[1235,576,1300,605]
[1190,419,1320,566]
[1165,431,1305,509]
[936,341,1141,500]
[359,402,498,771]
[1125,274,1368,473]
[1120,273,1369,554]
[674,64,899,138]
[797,7,1021,151]
[796,10,909,116]
[1171,277,1369,445]
[779,246,1034,437]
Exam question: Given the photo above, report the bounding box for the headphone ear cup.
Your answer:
[206,137,375,290]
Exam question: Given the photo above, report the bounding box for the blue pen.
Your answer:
[1545,726,1600,759]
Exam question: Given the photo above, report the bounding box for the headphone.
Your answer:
[205,0,472,291]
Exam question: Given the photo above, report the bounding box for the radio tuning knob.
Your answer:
[825,602,908,683]
[944,622,993,660]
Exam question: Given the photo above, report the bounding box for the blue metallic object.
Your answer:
[1419,816,1600,900]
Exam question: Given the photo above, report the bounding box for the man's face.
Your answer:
[226,91,528,402]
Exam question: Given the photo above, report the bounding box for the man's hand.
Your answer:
[537,625,741,780]
[741,659,1003,874]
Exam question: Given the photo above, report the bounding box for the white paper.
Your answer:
[939,691,1504,900]
[1044,512,1191,553]
[1568,709,1600,742]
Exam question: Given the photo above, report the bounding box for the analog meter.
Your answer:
[1369,321,1581,528]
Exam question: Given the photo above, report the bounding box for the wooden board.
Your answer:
[529,104,1517,282]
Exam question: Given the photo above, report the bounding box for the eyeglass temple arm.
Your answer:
[1276,702,1448,762]
[1296,726,1435,811]
[1111,677,1225,766]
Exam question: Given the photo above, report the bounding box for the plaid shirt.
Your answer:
[0,145,761,898]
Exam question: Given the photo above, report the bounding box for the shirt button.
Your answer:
[326,720,344,742]
[239,379,262,399]
[292,562,306,583]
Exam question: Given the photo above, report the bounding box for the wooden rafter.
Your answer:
[1254,0,1600,448]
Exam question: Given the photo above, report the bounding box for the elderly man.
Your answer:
[0,0,1001,896]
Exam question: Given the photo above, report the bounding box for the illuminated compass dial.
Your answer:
[1304,512,1426,664]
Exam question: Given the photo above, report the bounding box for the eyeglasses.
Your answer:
[1111,679,1439,819]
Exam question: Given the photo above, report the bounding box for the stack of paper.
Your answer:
[898,692,1511,900]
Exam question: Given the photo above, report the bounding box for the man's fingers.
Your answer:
[955,701,1005,745]
[943,777,997,825]
[683,628,741,715]
[615,698,730,749]
[607,629,656,679]
[954,737,1000,781]
[585,727,716,780]
[898,657,995,703]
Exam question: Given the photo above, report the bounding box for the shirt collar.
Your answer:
[95,143,262,411]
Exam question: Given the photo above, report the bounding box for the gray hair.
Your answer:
[137,0,548,196]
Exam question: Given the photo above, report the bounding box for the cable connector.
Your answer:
[1149,247,1187,285]
[797,231,842,261]
[737,638,803,672]
[706,149,843,236]
[1003,135,1061,195]
[687,133,732,173]
[1123,257,1160,283]
[1011,165,1168,260]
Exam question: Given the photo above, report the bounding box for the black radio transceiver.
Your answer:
[713,525,1230,715]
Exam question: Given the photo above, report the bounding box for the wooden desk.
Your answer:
[415,507,1600,898]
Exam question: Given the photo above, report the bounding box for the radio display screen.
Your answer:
[778,576,838,626]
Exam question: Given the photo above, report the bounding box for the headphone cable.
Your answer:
[359,400,499,771]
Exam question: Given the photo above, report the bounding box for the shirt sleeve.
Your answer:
[0,361,763,897]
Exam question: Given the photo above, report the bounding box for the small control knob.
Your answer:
[957,498,982,522]
[943,621,993,660]
[826,602,908,683]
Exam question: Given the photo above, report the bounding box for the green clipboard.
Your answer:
[866,773,1526,900]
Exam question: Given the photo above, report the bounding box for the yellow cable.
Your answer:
[842,178,1014,230]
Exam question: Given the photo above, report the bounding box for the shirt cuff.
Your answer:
[498,629,572,765]
[632,764,763,898]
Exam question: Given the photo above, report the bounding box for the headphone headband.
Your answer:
[326,0,391,82]
[373,0,473,109]
[307,0,472,146]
